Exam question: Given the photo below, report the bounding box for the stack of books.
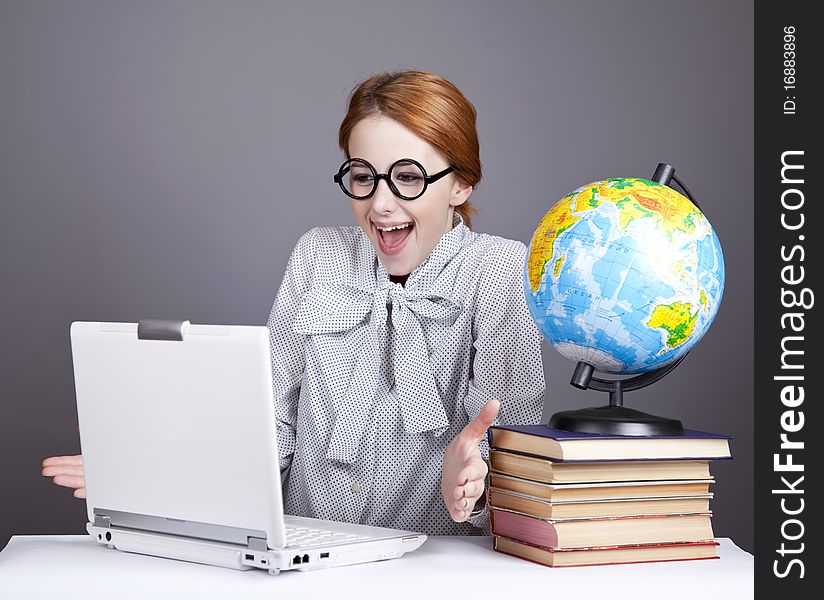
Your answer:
[486,424,732,568]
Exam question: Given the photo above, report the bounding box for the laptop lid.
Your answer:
[71,320,287,550]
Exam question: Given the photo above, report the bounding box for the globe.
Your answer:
[525,176,725,376]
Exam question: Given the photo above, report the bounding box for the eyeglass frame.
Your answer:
[333,157,455,201]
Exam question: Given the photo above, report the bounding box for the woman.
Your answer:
[42,70,546,535]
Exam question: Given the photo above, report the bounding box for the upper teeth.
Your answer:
[376,223,411,232]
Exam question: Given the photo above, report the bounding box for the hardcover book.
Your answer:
[490,508,714,549]
[489,472,715,501]
[488,487,712,520]
[493,536,720,568]
[488,425,732,462]
[489,450,712,483]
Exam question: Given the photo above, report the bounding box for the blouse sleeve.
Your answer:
[266,228,318,479]
[464,239,546,530]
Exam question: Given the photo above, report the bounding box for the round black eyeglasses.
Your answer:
[333,158,454,201]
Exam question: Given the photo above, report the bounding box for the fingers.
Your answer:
[52,475,86,490]
[449,487,484,523]
[41,465,84,477]
[448,461,489,522]
[453,478,485,501]
[454,461,488,493]
[42,455,86,497]
[42,455,83,467]
[449,500,472,522]
[458,399,501,445]
[442,400,499,522]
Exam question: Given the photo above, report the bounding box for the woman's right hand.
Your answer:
[41,455,86,499]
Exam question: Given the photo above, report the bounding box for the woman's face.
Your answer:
[347,116,472,276]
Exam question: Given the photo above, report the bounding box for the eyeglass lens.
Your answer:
[342,159,427,200]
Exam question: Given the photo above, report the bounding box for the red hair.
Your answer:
[338,71,481,229]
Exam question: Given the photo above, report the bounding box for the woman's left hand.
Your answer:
[440,399,500,522]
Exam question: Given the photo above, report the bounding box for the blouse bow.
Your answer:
[292,281,461,464]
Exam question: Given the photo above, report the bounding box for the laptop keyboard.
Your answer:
[285,525,372,548]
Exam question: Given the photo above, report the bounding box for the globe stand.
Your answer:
[548,359,686,436]
[547,162,698,437]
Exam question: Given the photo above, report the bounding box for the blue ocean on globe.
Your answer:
[525,177,725,375]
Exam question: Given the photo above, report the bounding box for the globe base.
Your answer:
[549,405,685,436]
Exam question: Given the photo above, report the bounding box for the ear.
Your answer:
[449,179,473,207]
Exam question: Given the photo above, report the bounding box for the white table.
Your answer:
[0,535,753,599]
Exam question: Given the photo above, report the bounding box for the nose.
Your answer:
[370,178,399,213]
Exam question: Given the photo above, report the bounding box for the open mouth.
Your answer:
[373,221,414,255]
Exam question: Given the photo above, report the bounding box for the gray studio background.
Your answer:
[0,1,754,552]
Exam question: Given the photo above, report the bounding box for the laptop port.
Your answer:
[292,555,301,565]
[320,552,330,559]
[302,554,310,563]
[245,554,254,561]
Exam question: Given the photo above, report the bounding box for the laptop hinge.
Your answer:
[137,319,190,341]
[93,514,112,529]
[93,507,268,547]
[247,536,268,551]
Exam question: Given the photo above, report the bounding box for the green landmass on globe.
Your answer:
[525,177,725,375]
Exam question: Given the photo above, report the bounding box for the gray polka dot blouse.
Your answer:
[267,217,545,536]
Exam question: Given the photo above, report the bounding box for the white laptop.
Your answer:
[70,319,427,575]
